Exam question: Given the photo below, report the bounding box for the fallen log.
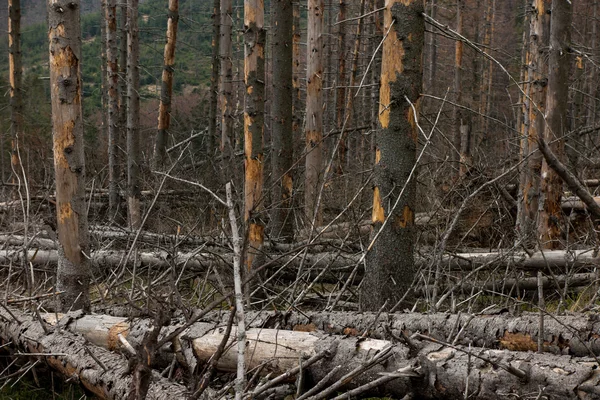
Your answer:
[27,310,600,399]
[0,309,189,400]
[5,245,599,274]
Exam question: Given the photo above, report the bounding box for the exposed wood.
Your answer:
[47,0,90,311]
[153,0,179,169]
[361,0,424,311]
[537,0,572,249]
[0,309,188,400]
[26,310,600,399]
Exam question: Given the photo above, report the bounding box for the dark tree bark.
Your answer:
[219,0,234,165]
[271,0,294,242]
[126,0,141,229]
[47,0,90,311]
[537,0,572,249]
[207,0,220,156]
[105,0,119,218]
[244,0,266,271]
[452,0,464,177]
[360,0,424,311]
[153,0,179,170]
[305,0,324,227]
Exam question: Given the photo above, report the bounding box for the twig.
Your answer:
[296,365,341,400]
[118,333,136,356]
[83,344,108,372]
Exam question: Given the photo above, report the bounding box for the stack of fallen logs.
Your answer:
[1,306,600,398]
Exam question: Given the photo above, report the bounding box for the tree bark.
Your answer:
[243,0,266,273]
[207,0,220,156]
[153,0,179,170]
[219,0,234,165]
[305,0,324,227]
[271,0,294,242]
[126,0,141,229]
[23,309,600,399]
[361,0,424,311]
[105,0,119,218]
[8,0,23,185]
[453,0,465,177]
[537,0,572,249]
[0,309,188,399]
[518,0,551,245]
[47,0,90,312]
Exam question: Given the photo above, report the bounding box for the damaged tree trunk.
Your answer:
[0,309,188,399]
[18,309,600,399]
[47,0,91,311]
[361,0,424,311]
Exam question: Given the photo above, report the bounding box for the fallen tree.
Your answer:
[0,308,189,399]
[21,309,600,398]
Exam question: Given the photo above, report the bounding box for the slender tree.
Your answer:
[537,0,572,249]
[517,0,551,244]
[106,0,119,217]
[220,0,234,164]
[452,0,464,177]
[127,0,141,229]
[271,0,294,241]
[8,0,23,184]
[47,0,90,311]
[207,0,220,156]
[154,0,179,169]
[305,0,324,227]
[360,0,424,311]
[244,0,266,270]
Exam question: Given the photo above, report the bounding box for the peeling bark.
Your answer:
[361,0,424,311]
[47,0,90,311]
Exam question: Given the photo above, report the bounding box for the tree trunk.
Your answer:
[537,0,572,249]
[207,0,220,157]
[517,0,551,245]
[153,0,179,170]
[126,0,141,229]
[452,0,464,177]
[360,0,424,311]
[0,309,188,399]
[271,0,294,242]
[8,0,23,186]
[47,0,90,312]
[426,0,437,93]
[335,0,347,172]
[219,0,234,166]
[105,0,119,218]
[22,310,600,399]
[305,0,324,227]
[243,0,266,274]
[477,0,495,150]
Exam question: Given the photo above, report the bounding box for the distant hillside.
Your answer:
[0,0,213,111]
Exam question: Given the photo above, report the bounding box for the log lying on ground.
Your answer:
[0,309,188,399]
[5,246,599,274]
[28,310,600,399]
[219,310,600,358]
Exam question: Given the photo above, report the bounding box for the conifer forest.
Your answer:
[3,0,600,398]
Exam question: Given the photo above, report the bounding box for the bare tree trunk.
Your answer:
[220,0,234,169]
[243,0,266,274]
[153,0,179,170]
[335,0,347,172]
[8,0,23,185]
[271,0,294,242]
[360,0,424,311]
[517,0,551,246]
[305,0,324,228]
[537,0,572,249]
[452,0,464,177]
[426,0,436,93]
[47,0,90,311]
[207,0,220,156]
[476,0,495,150]
[105,0,119,218]
[127,0,141,229]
